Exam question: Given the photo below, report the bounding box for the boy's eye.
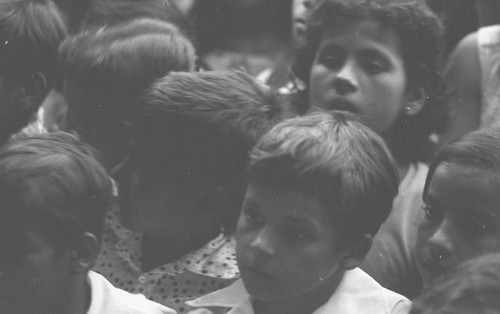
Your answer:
[422,204,443,223]
[242,207,262,225]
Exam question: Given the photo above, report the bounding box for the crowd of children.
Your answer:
[1,0,500,313]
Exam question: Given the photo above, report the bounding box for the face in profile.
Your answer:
[416,162,500,288]
[115,149,199,238]
[236,182,353,302]
[309,17,416,136]
[0,227,71,314]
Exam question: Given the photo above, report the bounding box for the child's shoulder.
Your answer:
[87,271,176,314]
[319,268,411,314]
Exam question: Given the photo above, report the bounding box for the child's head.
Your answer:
[0,132,114,313]
[0,0,66,144]
[118,71,293,237]
[59,17,196,169]
[416,128,500,288]
[296,0,445,163]
[80,0,194,40]
[292,0,314,49]
[411,253,500,314]
[236,111,399,304]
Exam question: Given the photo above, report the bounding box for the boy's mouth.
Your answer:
[240,264,276,281]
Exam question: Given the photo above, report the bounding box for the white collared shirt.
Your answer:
[87,271,176,314]
[186,268,411,314]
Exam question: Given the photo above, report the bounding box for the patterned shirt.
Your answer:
[94,206,239,313]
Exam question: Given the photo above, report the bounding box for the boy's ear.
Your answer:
[14,72,48,112]
[69,232,100,274]
[340,234,373,270]
[402,87,426,117]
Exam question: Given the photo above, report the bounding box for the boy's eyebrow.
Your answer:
[285,212,321,230]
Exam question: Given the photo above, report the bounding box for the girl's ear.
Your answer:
[403,87,426,117]
[69,232,100,274]
[340,234,373,270]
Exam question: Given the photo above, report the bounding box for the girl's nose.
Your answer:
[333,61,358,95]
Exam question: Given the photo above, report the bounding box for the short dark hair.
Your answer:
[128,70,294,231]
[247,111,399,244]
[0,0,67,89]
[59,18,196,167]
[424,128,500,197]
[295,0,447,163]
[411,253,500,314]
[0,132,114,250]
[80,0,194,41]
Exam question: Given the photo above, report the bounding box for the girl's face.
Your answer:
[309,17,415,136]
[416,162,500,288]
[236,182,353,303]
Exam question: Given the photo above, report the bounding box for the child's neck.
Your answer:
[382,131,410,182]
[252,270,345,314]
[141,218,221,271]
[52,275,91,314]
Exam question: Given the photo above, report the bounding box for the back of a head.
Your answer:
[129,70,294,231]
[0,132,114,246]
[424,128,500,195]
[411,253,500,314]
[80,0,194,40]
[59,17,196,167]
[0,0,67,90]
[60,17,195,113]
[295,0,446,163]
[247,111,399,244]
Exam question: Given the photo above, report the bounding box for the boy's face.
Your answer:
[0,228,71,313]
[116,153,198,237]
[309,17,410,136]
[416,162,500,288]
[292,0,313,48]
[236,182,351,302]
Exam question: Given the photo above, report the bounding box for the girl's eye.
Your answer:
[287,229,308,241]
[364,60,386,74]
[422,204,443,223]
[321,55,343,69]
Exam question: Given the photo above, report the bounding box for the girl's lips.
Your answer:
[327,98,357,113]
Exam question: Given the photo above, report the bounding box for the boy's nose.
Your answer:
[333,62,358,95]
[249,227,277,257]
